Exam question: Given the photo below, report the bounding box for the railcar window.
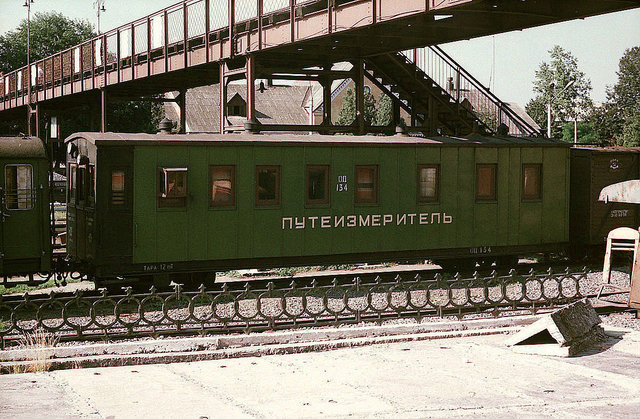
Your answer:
[69,164,77,205]
[76,166,85,204]
[418,165,439,202]
[4,164,34,210]
[87,165,95,206]
[355,165,378,204]
[256,165,281,206]
[157,168,188,208]
[523,164,542,200]
[210,165,235,207]
[306,165,330,205]
[111,170,126,205]
[476,164,497,201]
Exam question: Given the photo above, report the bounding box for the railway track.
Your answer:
[0,260,595,303]
[1,263,628,348]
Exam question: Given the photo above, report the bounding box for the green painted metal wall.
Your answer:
[132,144,569,264]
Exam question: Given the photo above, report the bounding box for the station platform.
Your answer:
[1,320,639,418]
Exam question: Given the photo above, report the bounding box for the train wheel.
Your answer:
[496,256,518,269]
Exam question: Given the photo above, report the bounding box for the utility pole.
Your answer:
[94,0,106,34]
[24,0,33,136]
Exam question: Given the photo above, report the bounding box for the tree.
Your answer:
[617,111,640,147]
[525,46,592,139]
[335,87,377,127]
[607,46,640,121]
[374,93,393,126]
[561,121,598,144]
[588,47,640,145]
[0,12,94,73]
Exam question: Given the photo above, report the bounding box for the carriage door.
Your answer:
[1,164,40,265]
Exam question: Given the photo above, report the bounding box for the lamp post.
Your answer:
[547,79,575,139]
[94,0,106,34]
[24,0,33,135]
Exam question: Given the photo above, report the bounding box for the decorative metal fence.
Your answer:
[0,267,593,347]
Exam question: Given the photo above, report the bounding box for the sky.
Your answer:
[0,0,638,106]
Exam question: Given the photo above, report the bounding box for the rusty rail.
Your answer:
[0,267,597,347]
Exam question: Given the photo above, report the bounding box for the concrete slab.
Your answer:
[1,329,638,418]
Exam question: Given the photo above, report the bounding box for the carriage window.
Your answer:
[157,167,187,208]
[87,165,95,206]
[210,165,235,207]
[76,166,85,203]
[355,165,378,204]
[418,165,439,203]
[4,164,34,210]
[306,165,330,205]
[111,170,125,205]
[68,164,76,204]
[523,164,542,200]
[476,164,497,201]
[256,165,280,206]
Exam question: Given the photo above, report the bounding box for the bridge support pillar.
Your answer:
[322,78,332,127]
[354,58,365,135]
[100,89,107,133]
[177,89,187,134]
[27,104,39,138]
[219,62,228,134]
[393,100,400,129]
[245,55,259,133]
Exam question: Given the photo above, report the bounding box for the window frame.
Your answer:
[354,164,378,204]
[87,164,96,207]
[305,164,330,206]
[110,168,127,207]
[68,163,77,205]
[157,167,188,209]
[476,163,497,202]
[255,165,281,207]
[522,163,543,201]
[4,163,35,211]
[417,164,440,203]
[209,165,236,208]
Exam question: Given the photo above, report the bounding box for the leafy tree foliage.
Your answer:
[335,87,377,127]
[374,93,393,126]
[608,46,640,121]
[561,121,598,144]
[525,45,592,139]
[0,12,94,73]
[618,111,640,147]
[588,46,640,145]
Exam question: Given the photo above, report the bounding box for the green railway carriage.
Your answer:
[64,132,570,286]
[0,137,51,277]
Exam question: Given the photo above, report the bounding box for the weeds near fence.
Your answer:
[11,328,59,373]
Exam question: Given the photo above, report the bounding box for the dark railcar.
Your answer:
[570,146,640,256]
[0,137,51,276]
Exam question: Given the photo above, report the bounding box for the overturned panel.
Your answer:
[599,180,640,204]
[505,300,606,357]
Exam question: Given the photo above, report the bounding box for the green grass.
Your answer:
[0,279,81,296]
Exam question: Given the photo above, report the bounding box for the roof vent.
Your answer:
[158,118,173,134]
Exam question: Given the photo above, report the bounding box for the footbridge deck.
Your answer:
[1,0,638,135]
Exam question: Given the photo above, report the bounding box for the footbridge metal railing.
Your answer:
[0,267,597,347]
[404,47,541,137]
[2,0,637,121]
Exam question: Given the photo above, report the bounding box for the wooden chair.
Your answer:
[597,227,637,306]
